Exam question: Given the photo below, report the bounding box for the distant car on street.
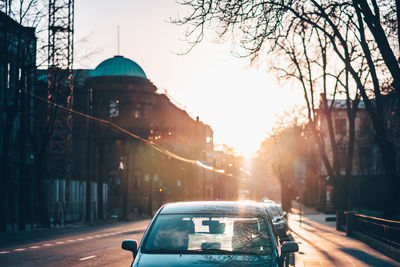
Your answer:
[262,201,290,241]
[122,201,298,267]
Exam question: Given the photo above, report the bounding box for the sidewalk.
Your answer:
[290,200,321,215]
[289,212,400,266]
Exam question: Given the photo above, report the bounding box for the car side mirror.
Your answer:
[282,212,288,219]
[281,241,299,255]
[122,239,138,258]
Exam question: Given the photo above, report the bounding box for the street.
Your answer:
[289,212,400,267]
[1,214,399,266]
[2,2,400,267]
[0,219,150,267]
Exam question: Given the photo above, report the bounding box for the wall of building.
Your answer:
[0,11,37,230]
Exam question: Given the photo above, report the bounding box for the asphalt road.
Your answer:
[0,219,151,267]
[1,213,399,267]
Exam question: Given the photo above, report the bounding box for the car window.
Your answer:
[267,205,279,218]
[276,205,283,215]
[142,214,273,255]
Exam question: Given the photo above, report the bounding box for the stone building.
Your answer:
[72,55,215,220]
[310,93,400,213]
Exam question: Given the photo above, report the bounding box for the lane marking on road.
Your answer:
[79,255,96,261]
[0,226,147,255]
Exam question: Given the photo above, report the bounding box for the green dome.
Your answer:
[90,55,146,78]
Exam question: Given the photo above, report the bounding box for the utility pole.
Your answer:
[85,88,92,223]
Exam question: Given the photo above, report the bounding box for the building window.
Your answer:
[7,63,10,89]
[335,119,346,135]
[358,147,372,175]
[336,142,347,171]
[358,119,369,136]
[134,110,142,118]
[206,136,212,144]
[109,100,119,118]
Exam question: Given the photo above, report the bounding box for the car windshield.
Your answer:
[142,214,273,255]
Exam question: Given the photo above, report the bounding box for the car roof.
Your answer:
[159,201,267,216]
[262,201,277,208]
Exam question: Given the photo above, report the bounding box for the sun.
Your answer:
[180,66,303,158]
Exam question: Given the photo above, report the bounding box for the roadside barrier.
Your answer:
[352,213,400,249]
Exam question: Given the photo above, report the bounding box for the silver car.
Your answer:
[262,202,290,241]
[122,201,298,266]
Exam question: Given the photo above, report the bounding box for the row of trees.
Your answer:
[257,111,305,212]
[0,0,69,231]
[174,0,399,218]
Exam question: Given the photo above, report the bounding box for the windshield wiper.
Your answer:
[144,248,184,254]
[190,248,235,254]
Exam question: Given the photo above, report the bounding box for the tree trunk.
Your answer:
[345,96,359,210]
[33,146,50,227]
[18,80,27,230]
[376,137,400,219]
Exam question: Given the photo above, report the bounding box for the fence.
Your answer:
[48,201,106,225]
[353,213,400,249]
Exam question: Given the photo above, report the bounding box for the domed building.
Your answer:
[90,55,147,78]
[71,55,214,220]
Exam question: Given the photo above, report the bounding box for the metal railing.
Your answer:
[49,201,89,225]
[354,213,400,249]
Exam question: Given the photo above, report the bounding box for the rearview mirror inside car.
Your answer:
[203,220,226,234]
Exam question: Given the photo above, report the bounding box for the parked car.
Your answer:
[122,201,298,267]
[262,202,290,241]
[275,204,289,237]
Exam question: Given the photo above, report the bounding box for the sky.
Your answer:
[74,0,303,157]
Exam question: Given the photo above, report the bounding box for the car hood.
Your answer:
[135,253,278,267]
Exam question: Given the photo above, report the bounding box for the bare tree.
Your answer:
[174,0,399,218]
[0,0,47,230]
[258,110,305,212]
[273,18,366,210]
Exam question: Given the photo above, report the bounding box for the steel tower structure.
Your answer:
[47,0,74,208]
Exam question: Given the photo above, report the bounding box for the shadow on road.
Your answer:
[291,215,400,266]
[340,248,400,267]
[292,230,339,264]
